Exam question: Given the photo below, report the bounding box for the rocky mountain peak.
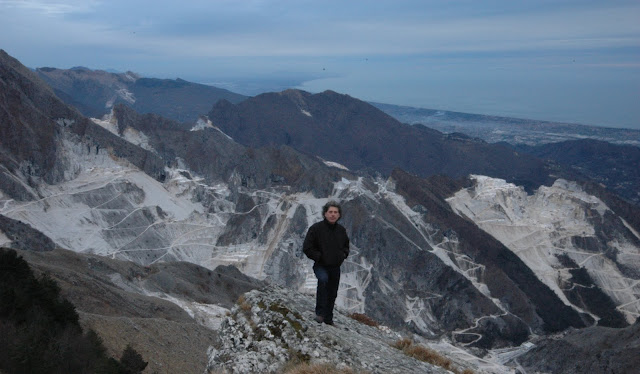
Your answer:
[207,286,463,374]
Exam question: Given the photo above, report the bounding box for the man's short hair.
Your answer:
[322,201,342,218]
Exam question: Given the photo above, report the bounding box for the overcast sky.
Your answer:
[1,0,639,129]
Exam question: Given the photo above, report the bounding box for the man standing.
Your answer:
[303,201,350,325]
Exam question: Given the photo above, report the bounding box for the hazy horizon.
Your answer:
[2,0,639,129]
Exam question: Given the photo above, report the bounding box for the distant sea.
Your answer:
[205,66,639,131]
[294,64,640,131]
[297,78,638,130]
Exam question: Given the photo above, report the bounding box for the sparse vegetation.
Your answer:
[348,313,379,327]
[392,338,474,374]
[393,337,413,350]
[268,301,304,335]
[277,348,311,371]
[237,294,252,313]
[282,361,361,374]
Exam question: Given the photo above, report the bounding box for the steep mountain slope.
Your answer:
[512,139,640,206]
[107,103,350,196]
[390,171,601,331]
[35,66,247,122]
[16,247,262,374]
[2,50,640,373]
[0,50,166,203]
[516,322,640,373]
[208,90,554,190]
[447,175,639,326]
[0,50,80,198]
[16,247,482,374]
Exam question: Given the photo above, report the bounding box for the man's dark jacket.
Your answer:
[303,219,350,267]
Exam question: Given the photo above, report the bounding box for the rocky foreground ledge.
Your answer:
[205,286,463,374]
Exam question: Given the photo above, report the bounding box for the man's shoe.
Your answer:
[324,320,334,326]
[314,315,324,323]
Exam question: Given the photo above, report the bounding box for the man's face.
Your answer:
[324,206,340,224]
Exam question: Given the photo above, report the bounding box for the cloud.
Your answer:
[1,1,638,73]
[2,0,638,63]
[0,0,97,16]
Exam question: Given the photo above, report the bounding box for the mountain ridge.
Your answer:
[208,90,554,192]
[35,65,247,123]
[512,139,640,206]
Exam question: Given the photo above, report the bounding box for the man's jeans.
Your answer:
[313,264,341,323]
